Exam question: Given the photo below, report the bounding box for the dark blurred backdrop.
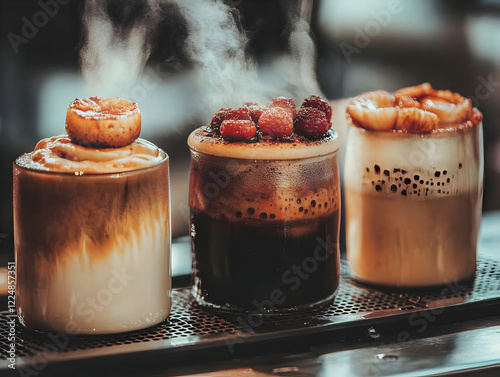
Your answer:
[1,0,500,265]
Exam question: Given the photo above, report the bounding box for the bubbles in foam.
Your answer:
[190,154,340,222]
[344,124,483,198]
[361,165,461,198]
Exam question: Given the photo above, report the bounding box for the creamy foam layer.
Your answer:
[190,154,340,222]
[188,127,340,160]
[16,135,165,174]
[344,122,483,198]
[17,219,171,334]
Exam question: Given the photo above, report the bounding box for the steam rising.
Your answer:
[80,0,323,118]
[286,18,323,96]
[171,0,266,109]
[80,0,160,96]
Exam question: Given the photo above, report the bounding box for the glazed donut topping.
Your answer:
[66,97,141,148]
[17,97,165,173]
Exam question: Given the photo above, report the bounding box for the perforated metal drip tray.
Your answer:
[1,257,500,369]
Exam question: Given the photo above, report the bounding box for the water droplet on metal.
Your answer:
[367,326,380,339]
[375,353,399,360]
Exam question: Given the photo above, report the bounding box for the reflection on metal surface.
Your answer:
[425,296,466,308]
[374,353,399,360]
[173,368,275,377]
[320,326,500,377]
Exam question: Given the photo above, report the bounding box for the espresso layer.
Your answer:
[191,211,340,311]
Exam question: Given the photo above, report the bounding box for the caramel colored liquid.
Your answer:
[14,161,171,334]
[346,191,479,287]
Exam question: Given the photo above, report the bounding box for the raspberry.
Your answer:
[220,120,257,141]
[211,108,230,131]
[248,105,265,124]
[225,107,251,121]
[301,95,332,122]
[294,107,330,138]
[268,97,297,119]
[258,108,293,139]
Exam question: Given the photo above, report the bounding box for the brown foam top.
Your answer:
[189,151,341,222]
[188,127,340,160]
[16,135,166,174]
[191,185,340,222]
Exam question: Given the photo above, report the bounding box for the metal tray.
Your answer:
[1,255,499,371]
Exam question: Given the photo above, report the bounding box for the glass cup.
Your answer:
[14,154,171,334]
[188,128,341,313]
[344,122,483,288]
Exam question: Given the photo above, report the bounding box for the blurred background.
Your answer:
[1,0,500,265]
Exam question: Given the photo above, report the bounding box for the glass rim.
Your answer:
[187,127,341,160]
[347,119,482,139]
[13,150,169,178]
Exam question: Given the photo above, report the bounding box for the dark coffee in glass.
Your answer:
[188,127,341,313]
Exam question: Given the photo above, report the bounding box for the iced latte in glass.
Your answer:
[345,84,483,288]
[14,97,171,334]
[188,96,341,312]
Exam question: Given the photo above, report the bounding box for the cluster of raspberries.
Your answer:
[210,95,333,141]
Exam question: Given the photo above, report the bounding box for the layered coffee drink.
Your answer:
[188,96,341,312]
[345,84,483,288]
[14,97,171,334]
